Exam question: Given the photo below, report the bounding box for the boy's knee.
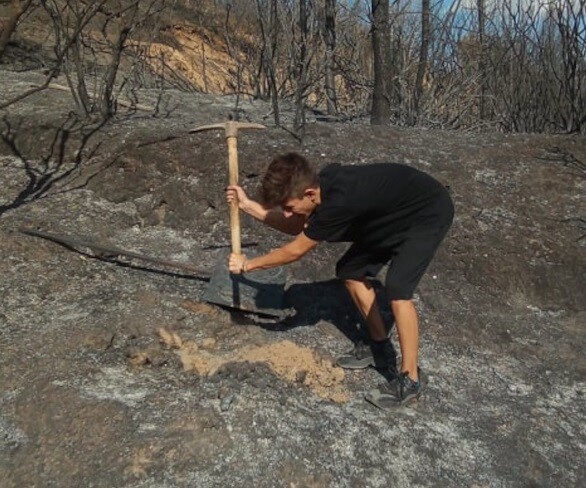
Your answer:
[390,298,415,312]
[344,278,361,286]
[344,278,369,292]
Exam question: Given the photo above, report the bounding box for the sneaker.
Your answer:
[335,338,397,370]
[365,370,424,410]
[396,371,424,404]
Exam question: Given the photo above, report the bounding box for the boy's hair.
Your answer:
[260,153,318,208]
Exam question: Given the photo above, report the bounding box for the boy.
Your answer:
[226,153,454,408]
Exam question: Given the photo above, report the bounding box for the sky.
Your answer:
[341,0,586,15]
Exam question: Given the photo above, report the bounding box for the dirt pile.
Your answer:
[159,327,348,402]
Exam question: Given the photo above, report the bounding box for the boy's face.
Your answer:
[281,189,319,218]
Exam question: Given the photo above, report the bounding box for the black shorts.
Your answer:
[335,219,453,301]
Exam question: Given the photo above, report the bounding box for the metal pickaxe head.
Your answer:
[190,121,266,138]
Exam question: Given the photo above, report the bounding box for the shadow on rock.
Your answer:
[246,278,395,344]
[0,114,112,217]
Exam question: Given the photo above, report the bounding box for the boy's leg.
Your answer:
[339,278,397,372]
[344,278,386,341]
[334,246,398,371]
[366,223,452,408]
[391,299,419,382]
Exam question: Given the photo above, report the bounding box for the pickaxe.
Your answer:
[190,121,286,318]
[190,121,266,255]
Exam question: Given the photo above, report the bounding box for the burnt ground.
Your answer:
[1,69,585,487]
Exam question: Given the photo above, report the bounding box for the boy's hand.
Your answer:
[226,185,250,211]
[228,253,248,274]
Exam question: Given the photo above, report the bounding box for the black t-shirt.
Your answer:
[303,163,451,248]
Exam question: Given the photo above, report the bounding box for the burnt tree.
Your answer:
[323,0,337,116]
[412,0,430,123]
[370,0,391,125]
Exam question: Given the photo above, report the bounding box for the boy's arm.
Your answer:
[229,232,318,274]
[263,210,307,235]
[227,185,306,235]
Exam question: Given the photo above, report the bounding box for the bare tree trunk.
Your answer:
[255,0,280,126]
[370,0,391,125]
[477,0,486,121]
[413,0,430,123]
[294,0,310,134]
[67,36,92,117]
[387,1,401,119]
[554,0,586,132]
[100,25,131,119]
[0,0,34,62]
[268,0,280,126]
[323,0,337,116]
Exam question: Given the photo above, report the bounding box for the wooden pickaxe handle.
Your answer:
[190,121,266,257]
[227,135,241,255]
